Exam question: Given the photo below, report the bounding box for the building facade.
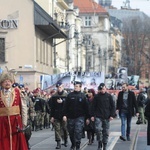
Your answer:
[74,0,115,74]
[0,0,68,90]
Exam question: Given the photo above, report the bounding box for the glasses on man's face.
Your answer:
[122,86,126,89]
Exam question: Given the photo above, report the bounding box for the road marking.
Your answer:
[108,136,119,150]
[81,132,120,150]
[110,132,121,136]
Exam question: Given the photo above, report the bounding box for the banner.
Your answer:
[117,67,128,83]
[128,75,139,89]
[105,79,115,90]
[41,71,105,90]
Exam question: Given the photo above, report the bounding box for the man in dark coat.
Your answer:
[116,83,139,141]
[50,81,68,149]
[91,83,115,150]
[63,81,90,150]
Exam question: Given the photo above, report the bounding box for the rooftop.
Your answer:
[74,0,107,14]
[108,8,148,21]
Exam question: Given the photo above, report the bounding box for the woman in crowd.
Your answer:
[85,89,95,145]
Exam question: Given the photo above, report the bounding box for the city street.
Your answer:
[29,117,149,150]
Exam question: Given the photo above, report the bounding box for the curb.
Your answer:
[130,125,140,150]
[81,140,88,149]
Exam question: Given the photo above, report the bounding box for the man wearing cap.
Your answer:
[0,72,28,150]
[91,83,115,150]
[19,84,35,149]
[32,88,45,131]
[50,81,68,149]
[12,82,19,88]
[63,81,90,150]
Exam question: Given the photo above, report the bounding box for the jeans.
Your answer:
[119,112,132,138]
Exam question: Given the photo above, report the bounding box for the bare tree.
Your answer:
[121,16,150,78]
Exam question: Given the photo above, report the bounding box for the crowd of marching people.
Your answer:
[13,82,150,150]
[0,71,150,150]
[26,81,150,150]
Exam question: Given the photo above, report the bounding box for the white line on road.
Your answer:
[108,136,119,150]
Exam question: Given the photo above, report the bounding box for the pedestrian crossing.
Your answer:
[82,132,120,150]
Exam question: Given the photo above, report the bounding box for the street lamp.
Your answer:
[54,15,77,72]
[66,24,78,72]
[82,35,91,72]
[74,30,80,72]
[103,51,107,74]
[98,47,102,72]
[92,42,96,71]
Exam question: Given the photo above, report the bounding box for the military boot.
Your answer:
[70,145,75,150]
[64,139,68,147]
[56,141,61,149]
[76,142,80,150]
[40,125,43,130]
[103,143,107,150]
[35,125,39,131]
[97,141,102,150]
[27,141,31,150]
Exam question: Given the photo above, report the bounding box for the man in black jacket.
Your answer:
[32,89,45,131]
[51,82,68,149]
[50,81,68,149]
[116,83,139,141]
[63,81,90,150]
[91,83,115,150]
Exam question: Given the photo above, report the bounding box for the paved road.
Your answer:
[29,117,149,150]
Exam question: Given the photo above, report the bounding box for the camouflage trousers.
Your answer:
[41,112,45,128]
[44,113,50,128]
[67,117,84,144]
[34,111,42,130]
[54,119,68,142]
[95,117,110,144]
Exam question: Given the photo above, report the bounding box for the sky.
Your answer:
[112,0,150,16]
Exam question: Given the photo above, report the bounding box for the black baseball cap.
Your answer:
[56,81,63,87]
[12,83,19,88]
[74,81,82,85]
[98,83,105,90]
[18,84,24,89]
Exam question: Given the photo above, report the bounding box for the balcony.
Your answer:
[34,2,68,39]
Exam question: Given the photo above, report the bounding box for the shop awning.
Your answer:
[34,2,68,39]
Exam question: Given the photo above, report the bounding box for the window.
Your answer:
[40,40,43,63]
[0,38,5,62]
[46,42,48,65]
[43,42,45,64]
[36,36,39,62]
[87,55,92,67]
[84,35,92,46]
[85,16,91,27]
[87,35,92,46]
